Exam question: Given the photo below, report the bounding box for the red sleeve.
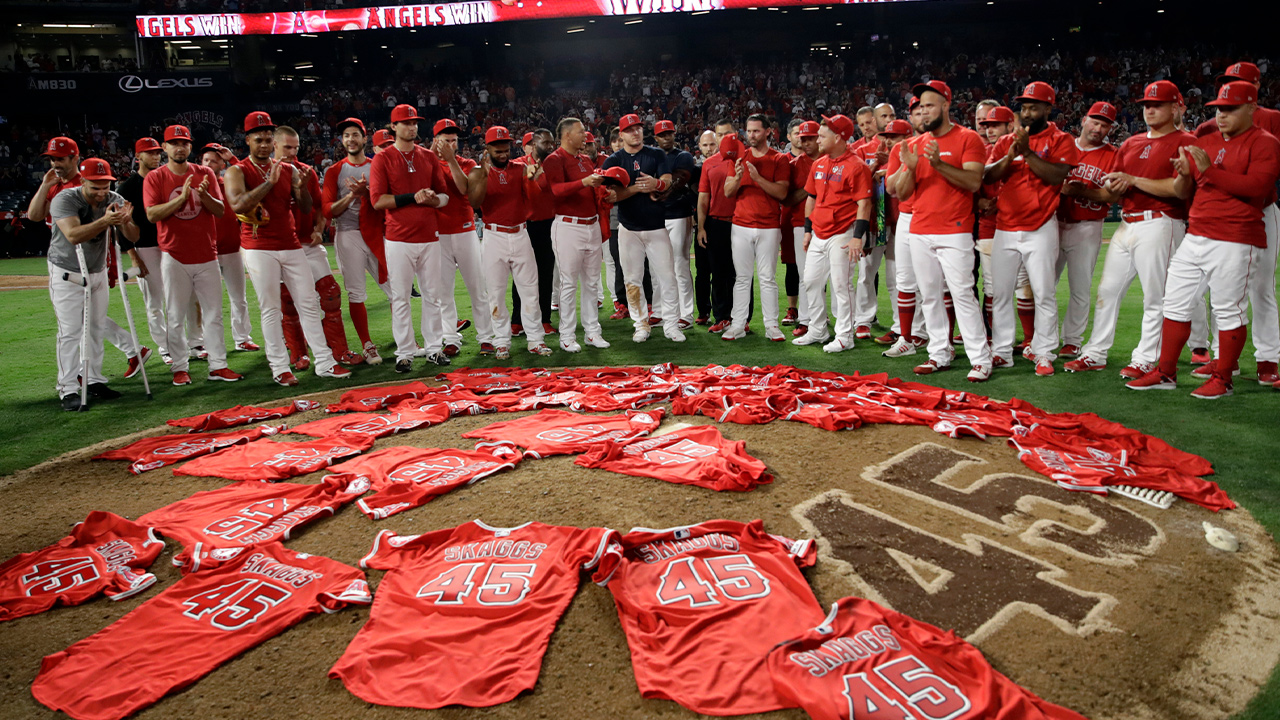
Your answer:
[804,160,819,196]
[524,173,542,197]
[1194,118,1217,138]
[1202,135,1280,199]
[142,171,164,209]
[1052,133,1078,165]
[989,134,1014,164]
[205,167,225,204]
[698,163,712,193]
[772,154,790,183]
[962,131,987,165]
[369,153,390,200]
[544,152,581,199]
[429,151,449,195]
[321,163,340,220]
[853,162,873,201]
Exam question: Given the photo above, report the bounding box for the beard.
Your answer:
[492,158,509,169]
[1027,117,1049,134]
[922,114,945,133]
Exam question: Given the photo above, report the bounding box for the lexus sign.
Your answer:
[119,75,216,93]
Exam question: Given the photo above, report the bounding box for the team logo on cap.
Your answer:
[1147,86,1158,98]
[1228,63,1242,76]
[49,140,61,152]
[1219,86,1232,100]
[255,113,268,124]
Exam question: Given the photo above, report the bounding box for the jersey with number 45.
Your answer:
[329,521,618,708]
[768,596,1088,720]
[592,519,823,715]
[32,542,371,720]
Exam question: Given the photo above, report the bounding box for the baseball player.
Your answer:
[691,129,719,325]
[782,120,818,337]
[1127,81,1280,398]
[468,126,554,359]
[322,117,389,366]
[603,114,682,345]
[199,142,259,353]
[696,119,742,333]
[1064,81,1198,377]
[224,111,351,386]
[510,128,558,337]
[854,119,911,342]
[894,81,993,381]
[46,159,139,410]
[722,113,790,341]
[654,119,698,330]
[542,117,607,347]
[142,124,242,386]
[369,104,454,372]
[881,98,932,356]
[584,130,612,312]
[983,82,1077,376]
[975,105,1016,336]
[1055,102,1119,358]
[851,106,878,153]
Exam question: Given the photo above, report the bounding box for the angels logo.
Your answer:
[387,534,421,548]
[168,185,203,221]
[1147,85,1159,98]
[210,547,244,561]
[1215,148,1227,167]
[829,164,845,182]
[256,446,357,470]
[535,424,611,443]
[497,171,509,185]
[633,160,641,171]
[344,477,372,494]
[641,438,717,466]
[154,439,223,457]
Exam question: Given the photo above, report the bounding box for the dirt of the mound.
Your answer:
[2,381,1279,720]
[0,274,49,290]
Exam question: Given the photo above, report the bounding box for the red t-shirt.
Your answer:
[0,511,161,623]
[285,407,450,439]
[325,380,437,412]
[1112,130,1195,219]
[731,147,790,229]
[33,543,370,720]
[698,153,739,221]
[482,161,543,227]
[903,125,988,235]
[805,149,874,239]
[143,164,223,264]
[212,177,241,254]
[369,144,450,243]
[166,400,321,433]
[93,425,282,475]
[886,146,916,215]
[329,521,618,708]
[514,157,557,221]
[1187,126,1280,247]
[542,146,600,218]
[990,123,1077,231]
[460,408,664,458]
[977,143,1003,240]
[1058,140,1118,223]
[172,435,374,482]
[768,597,1090,720]
[786,153,816,228]
[592,519,823,715]
[436,156,478,234]
[326,444,522,519]
[288,161,323,244]
[575,424,773,492]
[234,157,300,251]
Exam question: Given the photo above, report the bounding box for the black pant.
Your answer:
[785,262,799,297]
[609,229,652,306]
[693,230,711,318]
[512,218,555,326]
[705,217,749,323]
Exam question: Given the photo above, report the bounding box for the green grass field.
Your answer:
[3,227,1279,718]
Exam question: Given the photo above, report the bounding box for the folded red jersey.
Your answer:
[325,381,436,413]
[173,435,374,482]
[461,408,664,458]
[575,424,772,492]
[285,407,450,439]
[93,424,282,475]
[166,400,321,432]
[326,445,521,519]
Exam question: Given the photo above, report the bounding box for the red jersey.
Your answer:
[329,521,618,708]
[289,160,323,244]
[142,163,223,264]
[33,543,370,720]
[327,444,521,519]
[390,388,498,419]
[592,519,822,715]
[768,597,1089,720]
[698,153,739,221]
[514,156,557,221]
[234,156,299,251]
[211,177,241,254]
[1112,130,1195,219]
[574,424,773,492]
[990,123,1077,231]
[436,156,478,234]
[805,149,874,239]
[93,425,282,475]
[731,147,790,229]
[325,380,436,412]
[138,474,370,558]
[786,153,816,228]
[460,408,664,458]
[172,435,373,482]
[904,125,988,235]
[42,173,82,228]
[369,143,450,243]
[166,399,321,432]
[1186,125,1280,247]
[977,145,1001,240]
[1058,140,1118,223]
[887,146,916,215]
[0,511,162,623]
[285,407,450,439]
[481,161,544,227]
[542,146,599,218]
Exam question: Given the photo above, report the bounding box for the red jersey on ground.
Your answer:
[592,519,822,715]
[460,408,664,458]
[1111,130,1195,219]
[172,435,374,482]
[887,145,916,215]
[326,444,521,519]
[369,143,450,243]
[288,160,323,244]
[731,147,790,229]
[1186,125,1280,247]
[1,511,162,623]
[93,425,282,475]
[167,400,321,432]
[32,543,370,720]
[904,125,988,235]
[285,407,451,439]
[437,156,478,234]
[768,596,1089,720]
[990,123,1077,231]
[575,424,772,492]
[699,153,739,221]
[481,161,543,227]
[212,177,241,254]
[329,521,618,708]
[1058,140,1118,223]
[142,163,223,264]
[234,156,300,251]
[786,153,816,228]
[138,474,370,558]
[542,146,599,218]
[389,388,498,419]
[325,381,437,412]
[805,148,875,238]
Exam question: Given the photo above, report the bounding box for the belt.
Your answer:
[1122,210,1170,222]
[484,222,525,234]
[560,215,597,226]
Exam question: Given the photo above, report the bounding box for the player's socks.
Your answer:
[983,296,994,338]
[1217,326,1247,380]
[897,291,916,342]
[1158,318,1192,376]
[1017,299,1035,345]
[350,302,372,345]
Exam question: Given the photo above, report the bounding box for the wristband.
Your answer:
[395,193,416,208]
[655,179,668,193]
[852,218,870,239]
[803,218,813,233]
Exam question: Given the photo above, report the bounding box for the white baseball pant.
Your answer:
[729,224,782,330]
[383,239,446,362]
[551,216,604,341]
[801,228,856,344]
[243,247,338,376]
[1055,219,1104,348]
[666,216,696,324]
[437,230,495,346]
[134,246,198,354]
[482,224,546,349]
[161,253,227,374]
[1163,233,1253,331]
[914,233,993,368]
[992,219,1060,361]
[217,250,254,345]
[790,226,812,327]
[892,213,928,339]
[602,233,620,305]
[619,226,680,335]
[1081,216,1181,365]
[1208,204,1279,363]
[49,262,107,397]
[102,317,136,357]
[855,229,894,328]
[333,228,390,305]
[978,238,1032,304]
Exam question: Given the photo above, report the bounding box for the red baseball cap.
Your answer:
[485,126,512,144]
[1139,80,1184,105]
[433,118,460,135]
[912,79,952,102]
[821,114,856,141]
[372,129,394,148]
[1087,102,1117,123]
[79,158,115,182]
[719,133,744,161]
[197,142,225,157]
[1219,61,1261,85]
[134,137,161,153]
[654,119,676,135]
[1207,81,1259,107]
[1017,82,1056,105]
[881,119,915,136]
[336,117,366,135]
[619,114,643,132]
[390,104,425,124]
[42,137,78,158]
[243,111,275,134]
[978,106,1016,125]
[522,132,534,146]
[164,125,193,143]
[797,121,820,137]
[599,166,631,187]
[908,96,920,111]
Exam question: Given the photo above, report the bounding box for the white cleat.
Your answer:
[823,338,854,354]
[882,337,918,358]
[362,341,383,366]
[792,332,831,346]
[585,335,611,349]
[665,328,686,343]
[764,326,785,342]
[720,324,747,341]
[632,328,651,343]
[967,364,992,382]
[560,339,582,353]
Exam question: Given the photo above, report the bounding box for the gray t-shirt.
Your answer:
[48,187,125,274]
[332,159,372,233]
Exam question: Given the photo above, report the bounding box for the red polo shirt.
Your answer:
[731,147,790,229]
[143,163,222,264]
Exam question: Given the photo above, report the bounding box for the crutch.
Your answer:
[112,226,151,398]
[73,243,91,411]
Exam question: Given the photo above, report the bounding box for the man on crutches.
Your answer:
[48,159,139,411]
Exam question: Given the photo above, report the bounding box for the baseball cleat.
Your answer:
[273,371,299,387]
[873,331,899,346]
[528,343,553,356]
[207,368,243,382]
[235,340,261,352]
[1034,358,1055,377]
[1064,356,1107,373]
[61,393,82,412]
[511,323,525,336]
[792,332,831,346]
[1255,361,1278,385]
[882,337,918,358]
[338,351,365,366]
[426,351,452,367]
[721,325,747,341]
[665,328,687,343]
[648,315,662,327]
[1190,360,1234,380]
[395,359,412,373]
[709,320,731,333]
[1015,340,1032,356]
[992,356,1014,369]
[550,302,559,311]
[1120,361,1157,380]
[792,324,809,337]
[413,345,427,358]
[610,304,630,320]
[1126,369,1176,391]
[494,346,511,360]
[855,325,872,339]
[457,319,472,332]
[1190,347,1212,365]
[560,339,582,353]
[823,338,854,354]
[1059,344,1082,358]
[172,371,192,386]
[479,342,495,356]
[1190,375,1234,400]
[362,341,383,365]
[294,357,311,372]
[967,365,992,382]
[318,364,353,378]
[124,346,152,379]
[190,346,208,361]
[585,335,611,349]
[781,308,798,326]
[87,383,122,400]
[695,316,710,326]
[161,352,173,366]
[443,344,461,358]
[677,318,694,330]
[913,359,950,375]
[632,327,651,343]
[542,323,557,335]
[765,326,785,342]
